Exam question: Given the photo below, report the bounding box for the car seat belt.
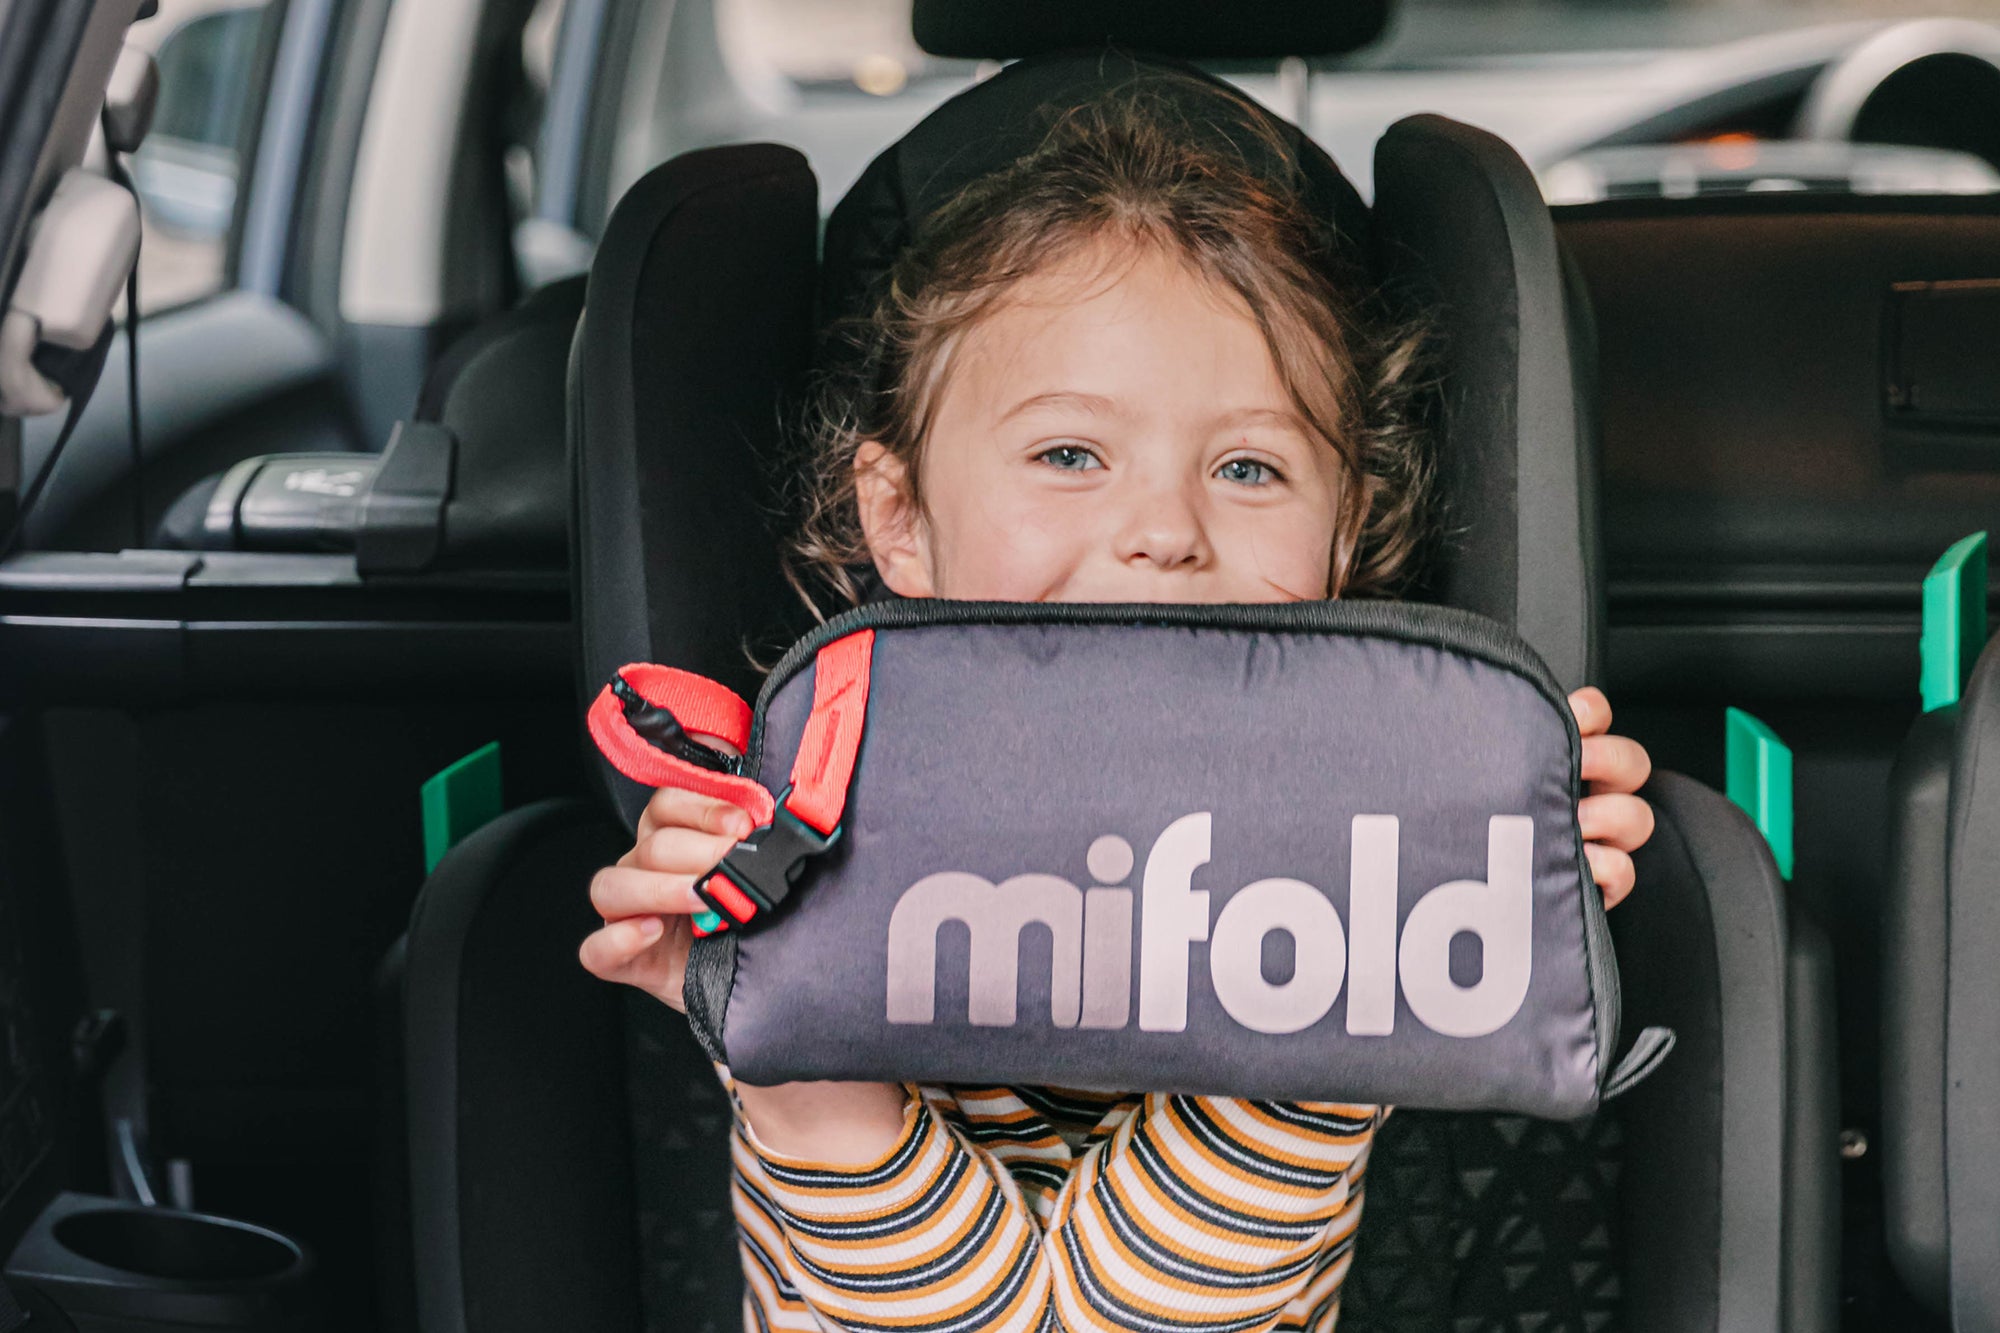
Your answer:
[588,630,875,935]
[0,324,114,559]
[99,128,145,549]
[0,105,145,559]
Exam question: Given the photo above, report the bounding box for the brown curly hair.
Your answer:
[786,78,1431,615]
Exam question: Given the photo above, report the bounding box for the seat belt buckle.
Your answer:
[694,786,841,929]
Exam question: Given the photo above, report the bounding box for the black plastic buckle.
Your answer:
[695,786,841,926]
[611,675,739,775]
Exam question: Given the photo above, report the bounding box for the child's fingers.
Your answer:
[641,786,757,841]
[1579,732,1652,795]
[578,913,666,980]
[1578,792,1655,853]
[1584,842,1635,909]
[1568,686,1612,737]
[579,915,689,1011]
[590,864,705,919]
[630,825,741,876]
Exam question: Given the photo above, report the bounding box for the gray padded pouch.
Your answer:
[689,599,1622,1120]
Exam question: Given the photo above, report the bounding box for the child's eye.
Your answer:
[1216,457,1282,486]
[1035,444,1103,472]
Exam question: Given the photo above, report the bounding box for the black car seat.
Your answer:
[1882,541,2000,1331]
[390,42,1839,1333]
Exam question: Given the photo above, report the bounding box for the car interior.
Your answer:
[2,0,1999,1330]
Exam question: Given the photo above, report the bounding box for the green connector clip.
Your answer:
[1725,708,1794,881]
[1920,531,1988,713]
[693,910,725,934]
[421,741,503,874]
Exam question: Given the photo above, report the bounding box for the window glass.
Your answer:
[509,0,601,287]
[126,0,274,313]
[692,0,2000,209]
[724,0,954,90]
[508,0,566,221]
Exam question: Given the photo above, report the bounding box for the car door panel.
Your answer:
[18,291,362,552]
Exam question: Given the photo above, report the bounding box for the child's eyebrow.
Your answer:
[993,395,1308,436]
[995,389,1119,423]
[1210,405,1311,435]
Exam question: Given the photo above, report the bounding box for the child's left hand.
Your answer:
[1569,686,1653,910]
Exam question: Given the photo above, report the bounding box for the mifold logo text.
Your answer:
[885,813,1534,1038]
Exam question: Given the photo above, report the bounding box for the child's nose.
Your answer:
[1112,486,1210,572]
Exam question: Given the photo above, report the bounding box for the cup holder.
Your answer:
[7,1193,318,1330]
[52,1209,299,1284]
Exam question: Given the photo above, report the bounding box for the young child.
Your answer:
[581,84,1655,1333]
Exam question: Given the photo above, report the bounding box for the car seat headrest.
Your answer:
[574,59,1600,824]
[910,0,1392,61]
[1372,116,1599,689]
[819,50,1372,337]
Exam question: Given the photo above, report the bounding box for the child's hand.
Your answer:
[1569,686,1654,910]
[579,788,755,1011]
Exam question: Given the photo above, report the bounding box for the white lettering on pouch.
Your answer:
[884,812,1535,1039]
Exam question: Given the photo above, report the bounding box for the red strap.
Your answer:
[584,630,872,845]
[618,663,752,749]
[584,665,774,828]
[584,634,874,935]
[782,629,874,835]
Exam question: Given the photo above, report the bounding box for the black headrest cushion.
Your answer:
[818,49,1373,337]
[912,0,1392,62]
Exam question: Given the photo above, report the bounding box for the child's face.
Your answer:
[856,241,1348,605]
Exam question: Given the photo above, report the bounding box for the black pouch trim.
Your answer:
[684,931,736,1065]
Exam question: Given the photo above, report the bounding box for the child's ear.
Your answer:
[854,442,935,598]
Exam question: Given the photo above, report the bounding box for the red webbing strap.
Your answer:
[781,629,874,835]
[620,663,752,749]
[584,664,774,828]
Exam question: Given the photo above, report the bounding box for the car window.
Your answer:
[512,0,567,218]
[126,0,274,314]
[510,0,595,287]
[605,0,2000,218]
[724,0,960,89]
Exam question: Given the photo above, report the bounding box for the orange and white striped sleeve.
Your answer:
[730,1081,1378,1333]
[1046,1096,1377,1333]
[733,1086,1057,1332]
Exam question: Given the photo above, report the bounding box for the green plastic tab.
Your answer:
[693,910,724,935]
[1921,531,1988,713]
[421,742,503,874]
[1725,708,1794,880]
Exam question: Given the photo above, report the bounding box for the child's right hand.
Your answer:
[579,787,755,1012]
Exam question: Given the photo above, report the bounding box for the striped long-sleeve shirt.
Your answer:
[722,1070,1381,1333]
